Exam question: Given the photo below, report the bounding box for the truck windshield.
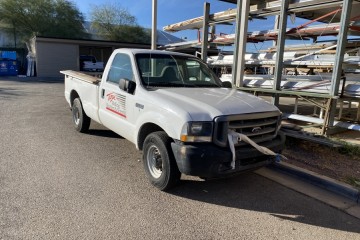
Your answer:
[135,53,223,88]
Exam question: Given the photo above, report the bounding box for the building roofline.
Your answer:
[33,36,152,48]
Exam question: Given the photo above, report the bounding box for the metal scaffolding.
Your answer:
[162,0,360,135]
[229,0,359,135]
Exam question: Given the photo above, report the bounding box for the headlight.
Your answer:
[180,122,213,142]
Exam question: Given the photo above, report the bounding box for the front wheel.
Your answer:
[143,131,181,191]
[72,98,90,133]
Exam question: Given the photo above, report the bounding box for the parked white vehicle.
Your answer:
[79,55,104,72]
[61,49,285,190]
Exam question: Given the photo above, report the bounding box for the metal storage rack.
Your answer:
[163,0,360,135]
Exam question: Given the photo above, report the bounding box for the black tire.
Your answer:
[72,98,90,133]
[143,131,181,191]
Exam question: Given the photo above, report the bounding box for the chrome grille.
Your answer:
[213,112,281,147]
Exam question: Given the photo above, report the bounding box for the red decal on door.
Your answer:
[106,92,127,118]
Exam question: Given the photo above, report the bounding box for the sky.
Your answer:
[72,0,241,38]
[71,0,328,52]
[73,0,236,28]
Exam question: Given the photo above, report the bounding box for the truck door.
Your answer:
[98,53,136,140]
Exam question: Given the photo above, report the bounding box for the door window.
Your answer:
[107,53,134,84]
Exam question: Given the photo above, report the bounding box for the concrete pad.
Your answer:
[273,162,360,202]
[256,167,360,220]
[346,205,360,219]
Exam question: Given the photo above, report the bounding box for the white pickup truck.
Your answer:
[79,55,104,72]
[61,49,285,190]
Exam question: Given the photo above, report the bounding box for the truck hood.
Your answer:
[151,88,280,121]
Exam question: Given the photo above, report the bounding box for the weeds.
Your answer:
[337,142,360,160]
[344,176,360,189]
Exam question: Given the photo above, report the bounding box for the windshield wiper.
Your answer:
[144,82,220,88]
[194,84,220,87]
[144,82,195,88]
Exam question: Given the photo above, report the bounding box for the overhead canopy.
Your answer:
[163,0,360,32]
[230,0,360,22]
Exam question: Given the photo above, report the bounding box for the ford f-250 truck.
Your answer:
[61,49,285,191]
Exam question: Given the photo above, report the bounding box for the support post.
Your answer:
[232,0,250,87]
[231,0,242,85]
[294,97,298,114]
[328,0,353,127]
[321,98,337,135]
[339,101,344,119]
[273,15,280,47]
[270,15,280,75]
[201,2,210,62]
[151,0,158,50]
[330,0,352,96]
[272,0,289,106]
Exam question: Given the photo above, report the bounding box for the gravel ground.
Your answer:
[1,77,360,239]
[283,137,360,189]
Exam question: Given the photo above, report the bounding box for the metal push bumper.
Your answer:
[171,133,285,178]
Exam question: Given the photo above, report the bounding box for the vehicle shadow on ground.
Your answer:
[168,173,360,233]
[87,129,124,139]
[0,76,63,84]
[0,87,21,98]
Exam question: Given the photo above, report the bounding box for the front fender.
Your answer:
[134,110,187,149]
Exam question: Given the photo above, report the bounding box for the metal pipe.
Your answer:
[201,2,210,62]
[151,0,157,50]
[284,113,360,131]
[231,0,242,85]
[292,44,337,61]
[287,7,342,33]
[272,0,289,106]
[328,0,353,128]
[330,0,352,97]
[232,0,250,87]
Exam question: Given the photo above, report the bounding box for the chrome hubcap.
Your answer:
[146,145,162,179]
[73,107,80,125]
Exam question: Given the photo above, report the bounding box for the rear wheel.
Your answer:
[143,131,181,191]
[72,98,90,133]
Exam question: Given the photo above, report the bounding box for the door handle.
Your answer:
[101,89,105,98]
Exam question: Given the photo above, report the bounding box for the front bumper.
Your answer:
[171,133,285,178]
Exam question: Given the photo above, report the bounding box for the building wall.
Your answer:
[36,41,79,77]
[34,37,151,78]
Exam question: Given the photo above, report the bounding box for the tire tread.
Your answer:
[143,131,181,191]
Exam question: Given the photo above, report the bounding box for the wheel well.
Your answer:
[138,123,165,150]
[70,90,80,107]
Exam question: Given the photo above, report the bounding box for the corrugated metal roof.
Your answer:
[164,0,360,33]
[82,21,183,46]
[218,0,360,22]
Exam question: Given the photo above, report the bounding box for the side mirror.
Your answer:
[119,78,136,94]
[222,81,232,88]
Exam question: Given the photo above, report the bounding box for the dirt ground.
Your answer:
[282,136,360,189]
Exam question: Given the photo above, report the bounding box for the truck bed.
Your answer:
[62,70,101,124]
[60,70,101,84]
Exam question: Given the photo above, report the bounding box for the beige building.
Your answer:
[31,37,151,77]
